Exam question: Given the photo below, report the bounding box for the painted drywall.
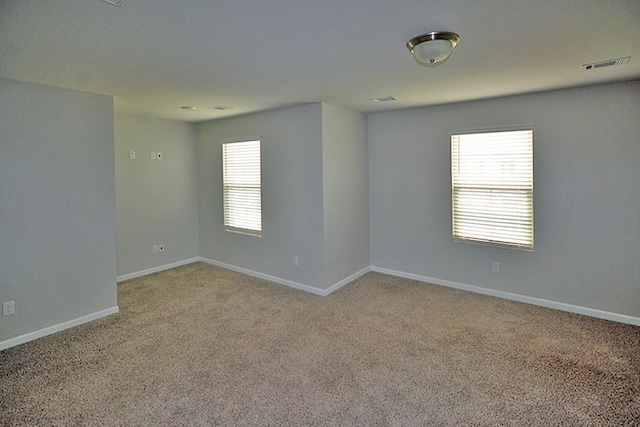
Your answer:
[322,103,370,286]
[198,104,327,288]
[369,81,640,318]
[114,112,199,277]
[0,79,117,343]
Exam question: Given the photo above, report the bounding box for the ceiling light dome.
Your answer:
[407,31,460,67]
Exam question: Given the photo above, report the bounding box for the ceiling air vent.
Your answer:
[370,96,397,103]
[99,0,126,6]
[582,57,630,71]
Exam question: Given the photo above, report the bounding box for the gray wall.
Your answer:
[4,78,637,347]
[369,81,640,317]
[198,103,370,290]
[115,112,199,277]
[198,104,327,288]
[322,104,370,285]
[0,79,117,342]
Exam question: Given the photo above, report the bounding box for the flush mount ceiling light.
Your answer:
[407,31,460,67]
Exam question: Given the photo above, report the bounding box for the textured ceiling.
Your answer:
[1,0,639,122]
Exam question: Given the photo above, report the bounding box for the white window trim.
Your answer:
[222,138,262,237]
[451,127,534,251]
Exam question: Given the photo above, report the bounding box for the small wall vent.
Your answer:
[583,57,630,71]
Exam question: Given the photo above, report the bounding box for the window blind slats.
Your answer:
[451,130,533,250]
[222,140,262,234]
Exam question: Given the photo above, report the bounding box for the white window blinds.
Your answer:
[222,139,262,235]
[451,129,533,250]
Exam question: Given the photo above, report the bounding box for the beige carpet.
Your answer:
[1,262,639,426]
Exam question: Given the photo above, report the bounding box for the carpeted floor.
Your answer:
[1,262,639,426]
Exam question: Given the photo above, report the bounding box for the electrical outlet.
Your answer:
[492,262,500,273]
[151,151,157,160]
[293,256,299,267]
[153,245,159,254]
[3,301,15,316]
[158,244,164,252]
[129,150,136,160]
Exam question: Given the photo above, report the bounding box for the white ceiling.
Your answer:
[1,0,639,122]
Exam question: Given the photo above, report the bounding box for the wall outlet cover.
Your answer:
[3,301,15,316]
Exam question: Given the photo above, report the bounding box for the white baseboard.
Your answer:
[370,266,640,326]
[0,306,119,351]
[199,257,326,295]
[4,262,636,352]
[323,267,371,295]
[198,257,369,297]
[117,257,200,282]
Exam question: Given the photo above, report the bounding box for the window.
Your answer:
[222,139,262,236]
[451,129,533,250]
